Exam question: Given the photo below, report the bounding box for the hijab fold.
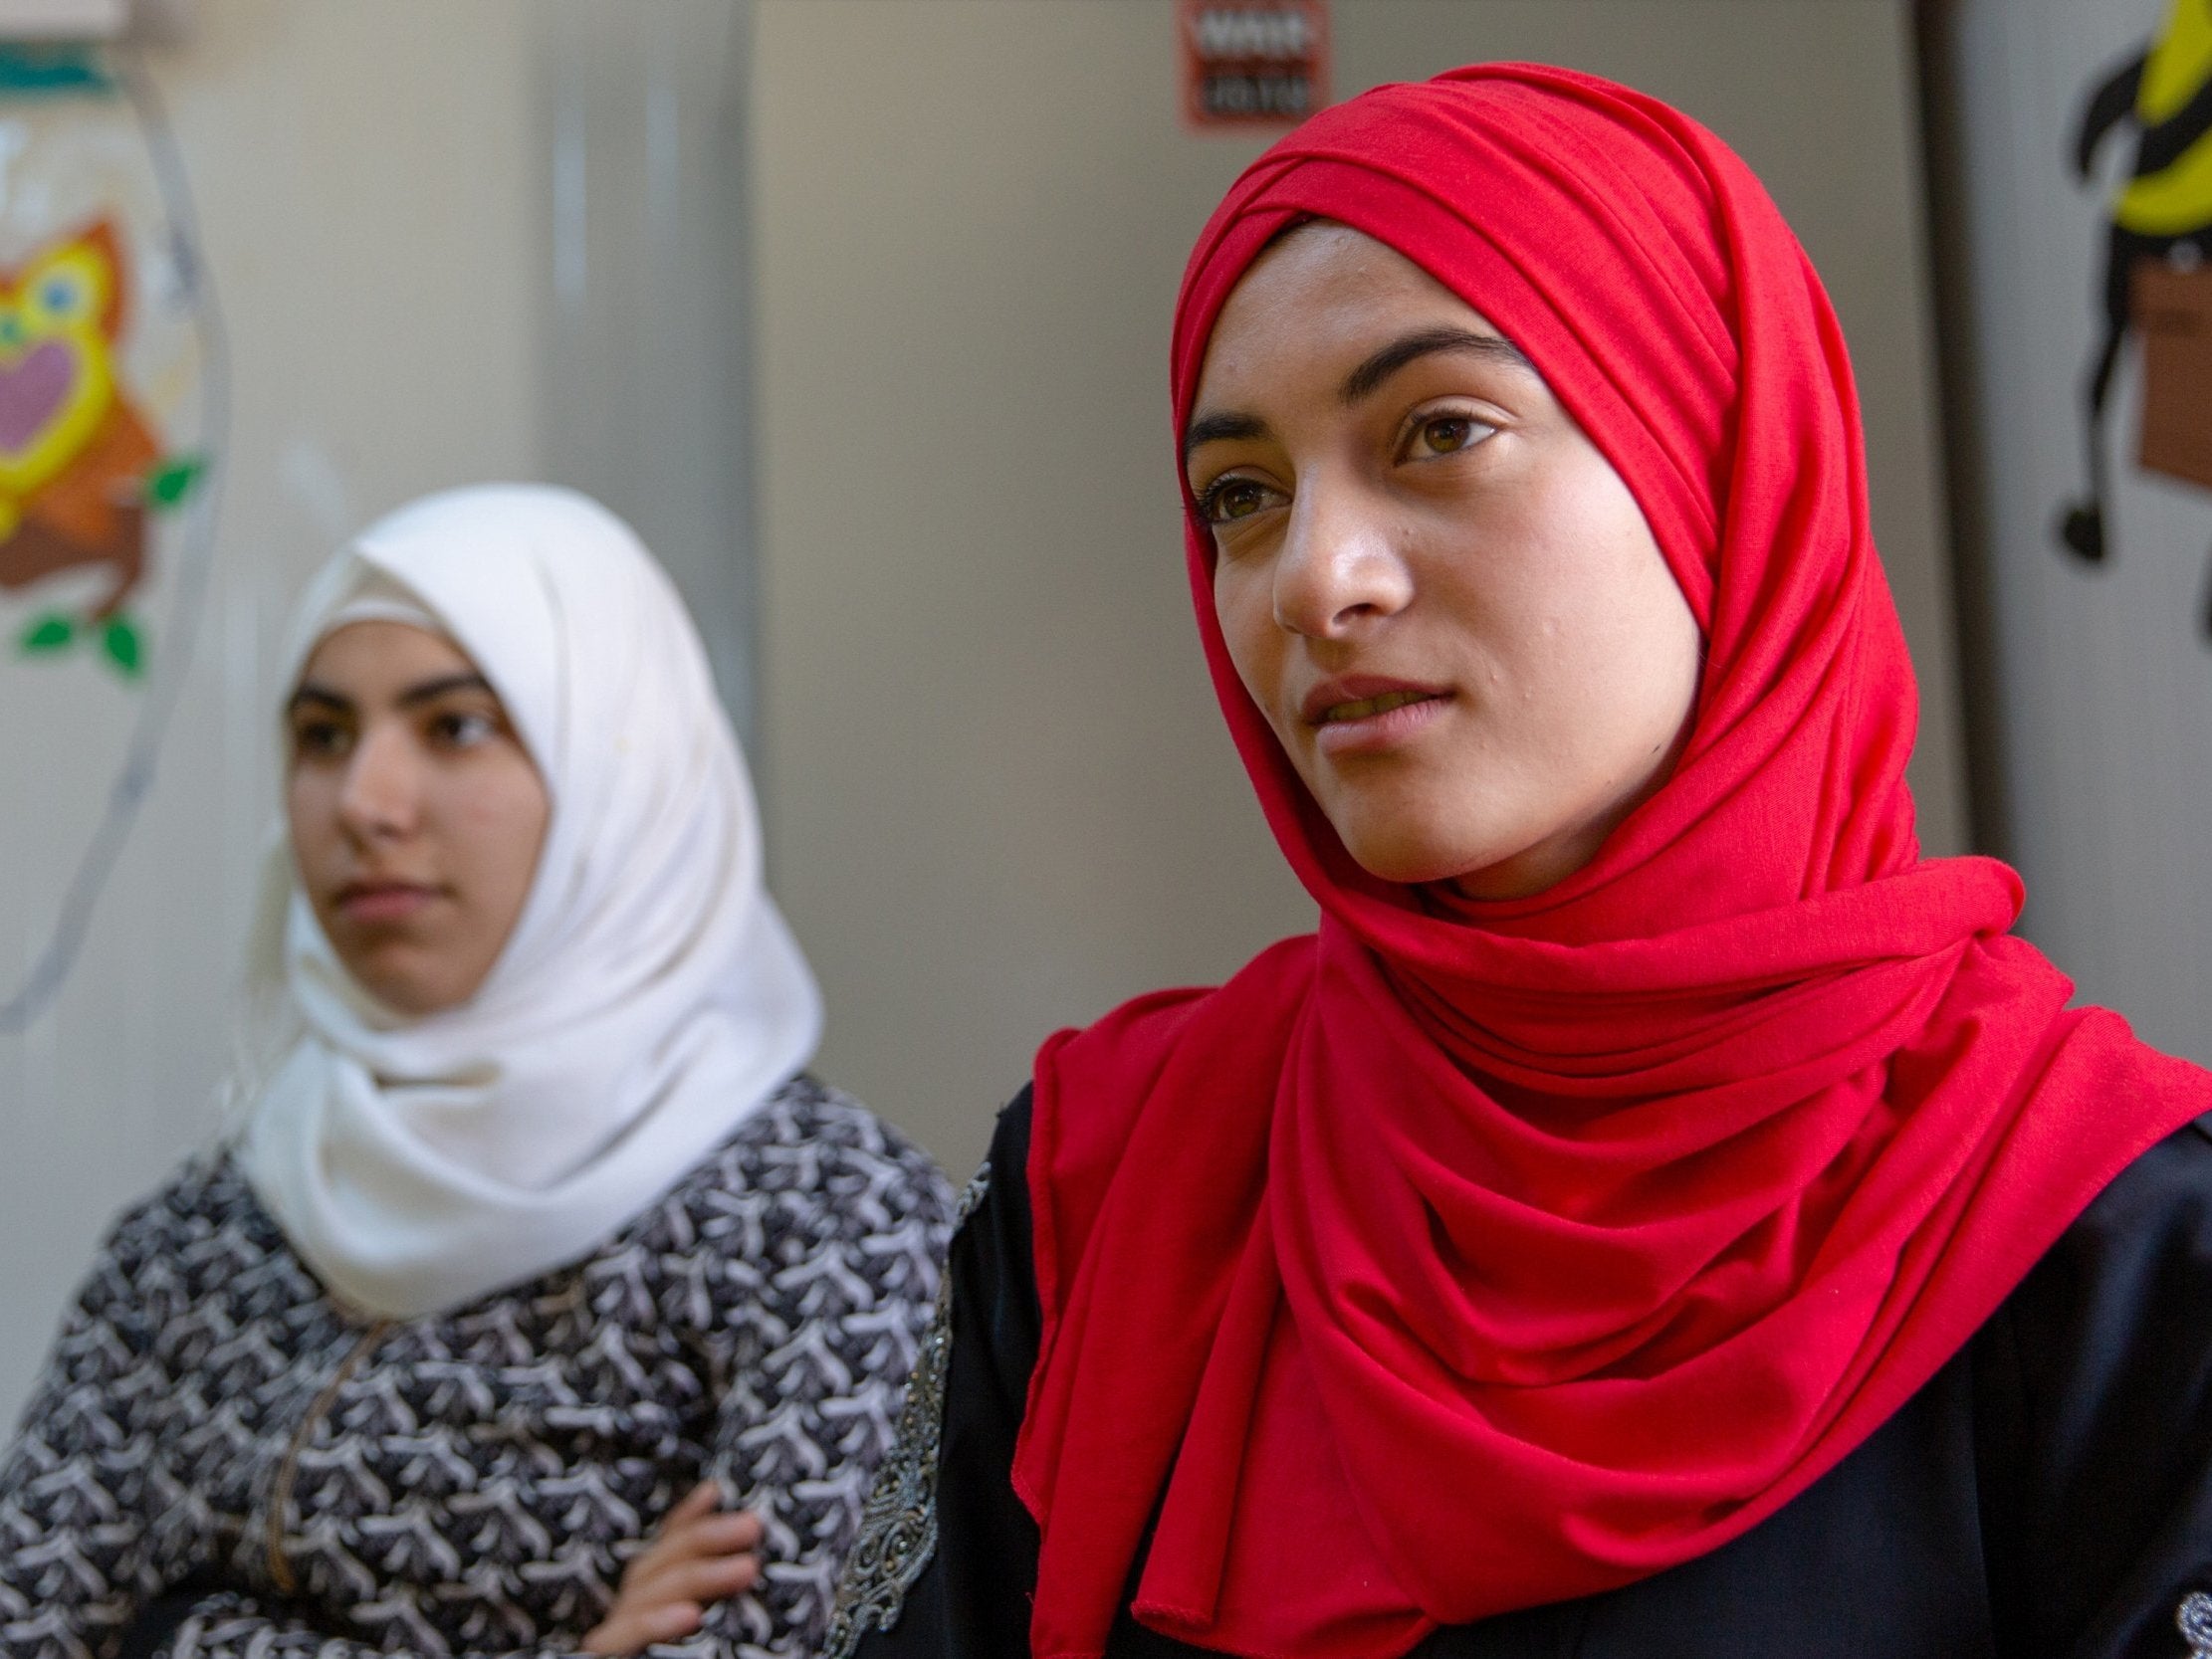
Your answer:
[238,485,821,1322]
[1011,66,2212,1659]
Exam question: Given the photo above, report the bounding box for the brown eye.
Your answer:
[1416,415,1487,456]
[1201,477,1281,524]
[428,709,499,749]
[290,719,350,761]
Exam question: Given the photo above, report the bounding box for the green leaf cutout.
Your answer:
[144,455,207,511]
[19,612,73,654]
[102,616,144,679]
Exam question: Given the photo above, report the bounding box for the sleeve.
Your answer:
[1972,1115,2212,1659]
[0,1188,194,1659]
[826,1091,1046,1659]
[142,1594,567,1659]
[684,1108,961,1659]
[134,1595,360,1659]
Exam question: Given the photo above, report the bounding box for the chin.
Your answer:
[1333,820,1506,888]
[342,952,455,1018]
[1328,789,1576,894]
[359,977,443,1019]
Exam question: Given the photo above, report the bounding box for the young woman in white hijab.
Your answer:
[0,485,955,1659]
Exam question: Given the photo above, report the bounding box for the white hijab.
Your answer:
[235,485,822,1321]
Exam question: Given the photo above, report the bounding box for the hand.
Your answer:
[582,1480,763,1654]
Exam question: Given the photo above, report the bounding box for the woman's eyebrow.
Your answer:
[1182,328,1534,463]
[1182,410,1271,467]
[396,673,497,709]
[1340,326,1531,405]
[287,683,349,715]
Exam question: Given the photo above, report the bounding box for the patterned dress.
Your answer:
[0,1077,955,1659]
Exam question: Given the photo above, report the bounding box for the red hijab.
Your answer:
[1009,64,2212,1659]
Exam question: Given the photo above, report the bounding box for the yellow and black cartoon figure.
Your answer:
[2060,0,2212,610]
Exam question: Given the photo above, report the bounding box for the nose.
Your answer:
[336,722,422,844]
[1271,473,1414,639]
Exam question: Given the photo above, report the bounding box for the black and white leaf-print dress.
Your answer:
[0,1077,953,1659]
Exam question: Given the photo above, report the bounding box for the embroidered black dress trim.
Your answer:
[825,1160,992,1659]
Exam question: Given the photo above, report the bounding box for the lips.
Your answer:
[334,881,440,924]
[1299,674,1453,758]
[1301,675,1451,727]
[1317,688,1438,725]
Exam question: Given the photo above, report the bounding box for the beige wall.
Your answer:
[0,0,749,1424]
[0,0,1960,1423]
[752,0,1965,1178]
[0,1,547,1423]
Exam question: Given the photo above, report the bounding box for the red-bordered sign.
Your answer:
[1179,0,1331,131]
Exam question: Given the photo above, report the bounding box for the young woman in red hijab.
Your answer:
[828,64,2212,1659]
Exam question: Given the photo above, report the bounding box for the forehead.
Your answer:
[297,620,481,695]
[1193,222,1502,407]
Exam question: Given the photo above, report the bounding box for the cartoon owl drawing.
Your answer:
[0,217,160,663]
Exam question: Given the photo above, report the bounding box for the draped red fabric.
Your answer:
[1007,64,2212,1659]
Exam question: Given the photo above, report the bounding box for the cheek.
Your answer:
[1213,564,1287,719]
[285,772,340,874]
[1504,456,1640,618]
[445,758,552,902]
[1517,475,1697,748]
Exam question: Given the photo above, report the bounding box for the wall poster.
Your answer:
[0,44,218,1033]
[1942,0,2212,1061]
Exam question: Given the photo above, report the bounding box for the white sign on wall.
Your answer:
[1178,0,1330,130]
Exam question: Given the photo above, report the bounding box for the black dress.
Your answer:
[827,1089,2212,1659]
